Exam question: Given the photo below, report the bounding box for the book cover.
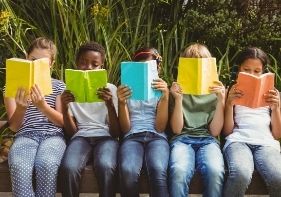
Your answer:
[5,58,52,98]
[177,57,219,95]
[233,72,275,108]
[121,60,161,100]
[65,69,107,103]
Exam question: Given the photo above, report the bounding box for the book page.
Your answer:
[87,69,107,102]
[201,58,218,94]
[233,72,275,108]
[146,60,161,100]
[65,69,86,102]
[5,58,33,98]
[33,58,52,96]
[177,58,200,94]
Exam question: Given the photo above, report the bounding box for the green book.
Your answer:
[65,69,107,103]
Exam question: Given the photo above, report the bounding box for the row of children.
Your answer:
[2,37,281,197]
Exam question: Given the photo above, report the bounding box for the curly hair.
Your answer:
[75,41,106,64]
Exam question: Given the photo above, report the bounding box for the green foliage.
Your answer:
[0,0,280,94]
[0,0,280,142]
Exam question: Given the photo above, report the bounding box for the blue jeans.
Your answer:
[60,136,119,197]
[168,135,224,197]
[223,142,281,197]
[9,135,66,197]
[118,132,170,197]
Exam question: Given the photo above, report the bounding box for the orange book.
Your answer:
[233,72,275,108]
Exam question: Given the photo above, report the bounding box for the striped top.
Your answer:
[16,79,65,138]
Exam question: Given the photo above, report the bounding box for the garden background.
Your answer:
[0,0,280,119]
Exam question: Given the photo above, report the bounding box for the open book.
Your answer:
[65,69,107,103]
[233,72,275,108]
[121,60,161,100]
[5,58,52,98]
[177,57,219,95]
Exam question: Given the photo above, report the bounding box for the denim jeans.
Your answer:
[9,135,66,197]
[168,135,224,197]
[60,136,119,197]
[223,142,281,197]
[118,131,170,197]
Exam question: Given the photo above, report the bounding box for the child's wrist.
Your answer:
[105,100,115,108]
[118,100,127,106]
[161,91,169,100]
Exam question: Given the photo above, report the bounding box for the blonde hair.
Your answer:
[27,37,57,63]
[181,43,212,58]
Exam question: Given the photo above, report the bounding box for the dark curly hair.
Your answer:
[75,41,106,64]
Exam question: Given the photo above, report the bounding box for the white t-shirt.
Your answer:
[224,105,280,152]
[69,83,118,138]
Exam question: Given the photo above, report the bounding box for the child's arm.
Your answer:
[169,82,184,134]
[30,84,63,127]
[61,90,78,137]
[153,79,169,132]
[97,87,120,138]
[208,81,225,136]
[117,85,131,134]
[265,89,281,139]
[4,88,29,131]
[223,85,243,136]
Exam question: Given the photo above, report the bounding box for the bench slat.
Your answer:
[0,162,268,194]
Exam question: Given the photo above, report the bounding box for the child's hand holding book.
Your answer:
[264,89,280,110]
[117,85,132,105]
[209,81,226,102]
[151,78,169,99]
[97,87,114,106]
[170,82,183,101]
[61,90,75,111]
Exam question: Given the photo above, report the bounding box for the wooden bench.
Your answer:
[0,162,268,194]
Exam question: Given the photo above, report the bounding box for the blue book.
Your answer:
[121,60,161,100]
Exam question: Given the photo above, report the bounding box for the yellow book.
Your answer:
[177,57,219,95]
[5,58,52,98]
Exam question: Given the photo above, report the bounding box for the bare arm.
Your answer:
[31,85,63,127]
[208,81,225,137]
[4,88,29,131]
[97,87,120,138]
[170,82,184,134]
[61,90,78,137]
[117,86,131,134]
[265,89,281,139]
[223,85,243,136]
[154,78,169,132]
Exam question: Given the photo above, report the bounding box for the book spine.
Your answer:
[85,72,89,102]
[198,59,202,94]
[30,62,34,93]
[144,63,148,100]
[253,77,260,108]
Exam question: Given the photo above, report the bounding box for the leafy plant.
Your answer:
[0,0,280,125]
